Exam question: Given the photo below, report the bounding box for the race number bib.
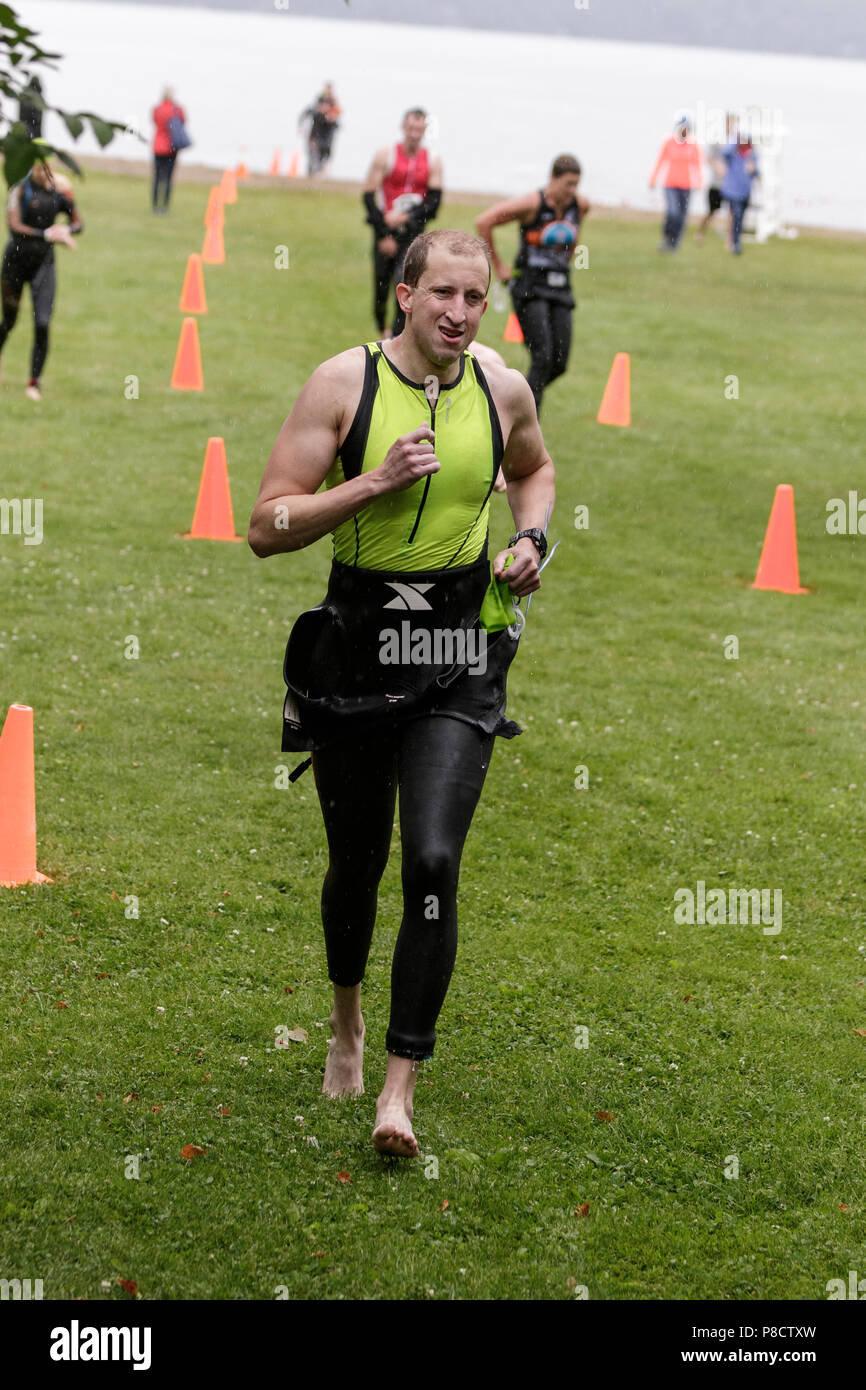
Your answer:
[392,192,423,215]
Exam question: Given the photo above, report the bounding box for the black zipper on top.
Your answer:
[407,393,436,544]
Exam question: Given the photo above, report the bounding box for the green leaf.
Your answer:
[2,130,34,185]
[87,116,115,148]
[59,110,84,140]
[584,1151,602,1165]
[53,147,83,178]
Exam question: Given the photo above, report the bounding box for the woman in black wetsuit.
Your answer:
[0,161,83,401]
[476,154,589,413]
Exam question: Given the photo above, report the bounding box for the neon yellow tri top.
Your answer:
[327,342,503,571]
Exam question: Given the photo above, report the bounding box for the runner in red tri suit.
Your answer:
[362,109,443,338]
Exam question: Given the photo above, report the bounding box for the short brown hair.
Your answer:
[551,153,581,178]
[403,107,427,122]
[402,229,491,291]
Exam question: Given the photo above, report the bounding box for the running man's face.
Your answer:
[30,162,53,189]
[402,115,427,151]
[402,249,489,366]
[550,172,580,203]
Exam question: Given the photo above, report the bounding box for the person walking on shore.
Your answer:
[720,131,760,255]
[151,87,188,214]
[649,117,703,252]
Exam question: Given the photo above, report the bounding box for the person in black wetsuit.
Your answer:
[248,228,555,1157]
[0,161,82,401]
[476,154,590,413]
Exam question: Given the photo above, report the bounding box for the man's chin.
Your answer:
[428,334,464,363]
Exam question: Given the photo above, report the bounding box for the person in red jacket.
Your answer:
[649,117,703,252]
[151,88,186,215]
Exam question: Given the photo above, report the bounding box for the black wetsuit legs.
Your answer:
[0,246,55,379]
[372,237,411,336]
[29,256,55,378]
[514,296,572,412]
[313,715,495,1061]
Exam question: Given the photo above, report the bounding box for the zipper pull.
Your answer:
[423,373,440,416]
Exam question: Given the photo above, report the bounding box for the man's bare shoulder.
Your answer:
[300,346,368,427]
[470,348,534,417]
[312,344,367,388]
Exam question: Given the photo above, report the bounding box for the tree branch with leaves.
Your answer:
[0,1,132,185]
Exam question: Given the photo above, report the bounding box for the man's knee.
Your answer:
[402,841,458,898]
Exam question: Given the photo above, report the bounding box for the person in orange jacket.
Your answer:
[649,117,703,252]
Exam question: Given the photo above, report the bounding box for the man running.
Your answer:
[248,229,554,1157]
[0,161,82,401]
[362,109,442,339]
[476,154,589,414]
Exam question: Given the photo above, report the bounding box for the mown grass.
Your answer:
[0,171,864,1300]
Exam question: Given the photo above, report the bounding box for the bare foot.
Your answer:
[372,1097,418,1157]
[322,1020,365,1098]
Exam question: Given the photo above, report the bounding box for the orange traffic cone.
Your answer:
[751,484,809,594]
[220,169,237,204]
[597,352,630,426]
[202,218,225,266]
[269,149,282,176]
[179,253,207,314]
[204,186,224,227]
[184,438,243,542]
[236,161,249,179]
[171,317,204,391]
[0,704,52,887]
[504,312,523,344]
[287,149,300,178]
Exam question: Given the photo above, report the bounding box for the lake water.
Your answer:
[21,0,866,231]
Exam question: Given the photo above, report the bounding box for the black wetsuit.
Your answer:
[510,190,581,411]
[0,178,79,382]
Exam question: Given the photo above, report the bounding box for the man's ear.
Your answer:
[396,282,413,313]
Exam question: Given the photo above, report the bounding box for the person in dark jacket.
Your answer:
[151,87,186,214]
[18,76,44,139]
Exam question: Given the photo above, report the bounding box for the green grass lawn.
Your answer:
[1,170,864,1301]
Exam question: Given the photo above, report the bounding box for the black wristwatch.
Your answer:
[508,528,548,562]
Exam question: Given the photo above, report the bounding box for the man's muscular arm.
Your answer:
[491,369,556,596]
[248,350,440,558]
